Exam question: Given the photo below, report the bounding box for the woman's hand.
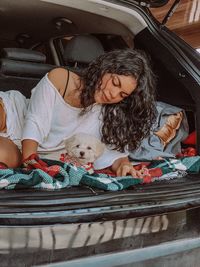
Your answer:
[116,162,139,177]
[111,157,141,178]
[22,139,39,161]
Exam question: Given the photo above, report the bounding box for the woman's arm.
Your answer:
[21,68,68,159]
[22,139,39,160]
[111,156,140,177]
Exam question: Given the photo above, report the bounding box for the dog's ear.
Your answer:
[95,140,105,158]
[64,135,76,153]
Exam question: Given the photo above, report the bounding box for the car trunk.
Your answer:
[0,1,200,266]
[0,0,199,224]
[0,172,200,225]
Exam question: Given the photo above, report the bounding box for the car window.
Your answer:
[57,36,74,54]
[32,42,55,65]
[150,0,200,50]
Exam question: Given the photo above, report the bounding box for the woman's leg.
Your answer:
[0,136,22,168]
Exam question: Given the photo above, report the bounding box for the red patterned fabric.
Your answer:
[95,163,161,183]
[183,131,196,145]
[60,153,94,173]
[176,147,197,158]
[23,154,61,176]
[20,152,194,184]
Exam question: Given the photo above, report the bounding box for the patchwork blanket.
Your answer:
[0,154,200,191]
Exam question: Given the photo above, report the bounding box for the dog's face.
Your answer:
[64,133,105,164]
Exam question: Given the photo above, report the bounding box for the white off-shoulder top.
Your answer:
[21,74,128,169]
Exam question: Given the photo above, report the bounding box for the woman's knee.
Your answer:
[0,137,22,168]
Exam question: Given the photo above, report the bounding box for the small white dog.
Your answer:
[64,133,105,166]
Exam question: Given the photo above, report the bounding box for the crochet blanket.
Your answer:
[0,154,200,191]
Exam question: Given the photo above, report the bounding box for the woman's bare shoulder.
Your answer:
[48,68,69,92]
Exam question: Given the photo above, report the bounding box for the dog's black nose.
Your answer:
[80,151,85,157]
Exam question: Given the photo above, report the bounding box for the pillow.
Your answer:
[154,111,183,148]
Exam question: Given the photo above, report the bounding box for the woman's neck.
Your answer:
[66,90,82,108]
[64,72,83,108]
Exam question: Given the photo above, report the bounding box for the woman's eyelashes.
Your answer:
[111,76,128,99]
[112,76,120,87]
[120,92,128,98]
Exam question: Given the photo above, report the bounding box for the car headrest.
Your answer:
[0,48,55,78]
[1,48,46,63]
[63,35,104,72]
[0,59,54,78]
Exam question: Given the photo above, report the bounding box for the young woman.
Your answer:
[0,49,156,177]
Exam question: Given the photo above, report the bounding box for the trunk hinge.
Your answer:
[139,1,150,7]
[119,0,150,7]
[161,0,181,27]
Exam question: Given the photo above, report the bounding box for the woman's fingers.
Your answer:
[121,164,132,176]
[130,168,139,178]
[115,161,149,181]
[117,163,141,178]
[116,166,122,177]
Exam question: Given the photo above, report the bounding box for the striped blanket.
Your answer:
[0,154,200,191]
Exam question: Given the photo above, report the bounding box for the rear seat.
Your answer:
[0,48,55,97]
[0,36,104,97]
[63,35,104,74]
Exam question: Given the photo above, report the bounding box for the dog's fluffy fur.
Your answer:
[64,133,105,164]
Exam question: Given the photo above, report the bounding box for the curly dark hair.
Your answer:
[80,49,157,152]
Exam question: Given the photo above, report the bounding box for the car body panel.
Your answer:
[0,208,200,266]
